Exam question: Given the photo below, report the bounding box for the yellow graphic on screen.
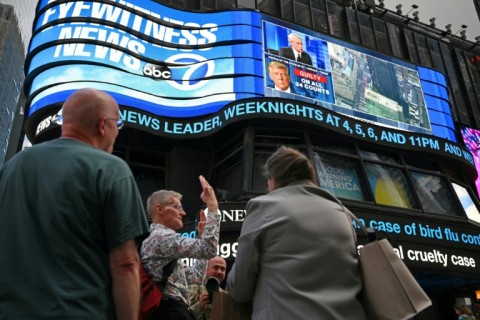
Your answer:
[374,175,411,208]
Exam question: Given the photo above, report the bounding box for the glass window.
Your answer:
[373,18,391,55]
[294,2,312,27]
[387,23,404,59]
[314,152,367,200]
[359,149,401,164]
[365,163,416,208]
[414,33,432,68]
[312,8,329,34]
[251,150,273,192]
[452,183,480,224]
[411,172,461,215]
[403,30,419,64]
[346,8,361,44]
[311,135,356,155]
[281,0,294,21]
[358,12,376,50]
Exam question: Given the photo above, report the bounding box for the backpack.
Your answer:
[139,258,177,320]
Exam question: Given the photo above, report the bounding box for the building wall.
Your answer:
[0,0,36,56]
[0,4,25,164]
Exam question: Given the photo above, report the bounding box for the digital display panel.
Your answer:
[26,0,264,118]
[461,127,480,196]
[25,0,456,145]
[262,20,432,135]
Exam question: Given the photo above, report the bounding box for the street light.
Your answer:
[395,4,402,14]
[404,4,418,16]
[412,10,419,22]
[445,24,452,34]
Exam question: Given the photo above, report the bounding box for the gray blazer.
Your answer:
[226,180,366,320]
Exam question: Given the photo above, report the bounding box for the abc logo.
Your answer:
[143,63,172,80]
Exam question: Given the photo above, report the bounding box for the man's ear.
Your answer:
[96,118,107,136]
[156,204,165,217]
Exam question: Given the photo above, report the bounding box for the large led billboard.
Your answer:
[262,20,432,135]
[27,0,264,119]
[25,0,456,147]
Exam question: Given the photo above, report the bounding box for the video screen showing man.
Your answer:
[268,61,296,94]
[279,33,313,66]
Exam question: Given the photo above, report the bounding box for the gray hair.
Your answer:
[288,33,301,42]
[146,190,182,218]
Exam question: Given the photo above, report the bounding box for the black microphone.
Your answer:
[205,277,220,304]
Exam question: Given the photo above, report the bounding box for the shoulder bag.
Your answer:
[139,259,177,320]
[342,205,432,320]
[317,189,432,320]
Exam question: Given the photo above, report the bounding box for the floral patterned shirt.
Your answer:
[141,212,221,304]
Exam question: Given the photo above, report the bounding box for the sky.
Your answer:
[383,0,480,42]
[1,0,479,44]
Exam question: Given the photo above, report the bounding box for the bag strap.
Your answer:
[137,237,178,290]
[158,259,177,290]
[315,188,377,244]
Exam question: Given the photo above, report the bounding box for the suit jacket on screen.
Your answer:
[279,47,313,65]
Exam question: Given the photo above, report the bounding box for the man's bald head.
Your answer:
[206,256,227,282]
[60,88,121,153]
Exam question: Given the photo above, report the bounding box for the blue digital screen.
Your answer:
[25,0,456,141]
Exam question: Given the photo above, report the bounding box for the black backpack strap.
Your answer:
[158,259,177,290]
[138,236,178,290]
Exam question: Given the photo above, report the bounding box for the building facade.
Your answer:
[0,4,25,165]
[22,0,480,319]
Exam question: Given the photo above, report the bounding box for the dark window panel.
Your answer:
[200,0,216,10]
[310,135,357,155]
[210,136,245,200]
[311,0,325,9]
[280,0,294,21]
[251,150,273,192]
[358,11,376,50]
[132,165,165,208]
[373,17,391,55]
[403,29,419,63]
[238,0,255,8]
[414,33,433,68]
[312,8,329,34]
[465,53,480,127]
[427,38,446,74]
[345,7,361,44]
[217,0,235,9]
[387,22,405,59]
[258,0,280,15]
[294,2,312,27]
[439,42,466,123]
[411,172,463,216]
[359,150,402,165]
[326,0,345,38]
[455,49,480,127]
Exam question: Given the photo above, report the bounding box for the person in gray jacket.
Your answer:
[226,146,366,320]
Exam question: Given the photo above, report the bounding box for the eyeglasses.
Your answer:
[106,117,124,130]
[165,203,184,212]
[55,109,124,130]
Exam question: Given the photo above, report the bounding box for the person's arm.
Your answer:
[109,239,140,320]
